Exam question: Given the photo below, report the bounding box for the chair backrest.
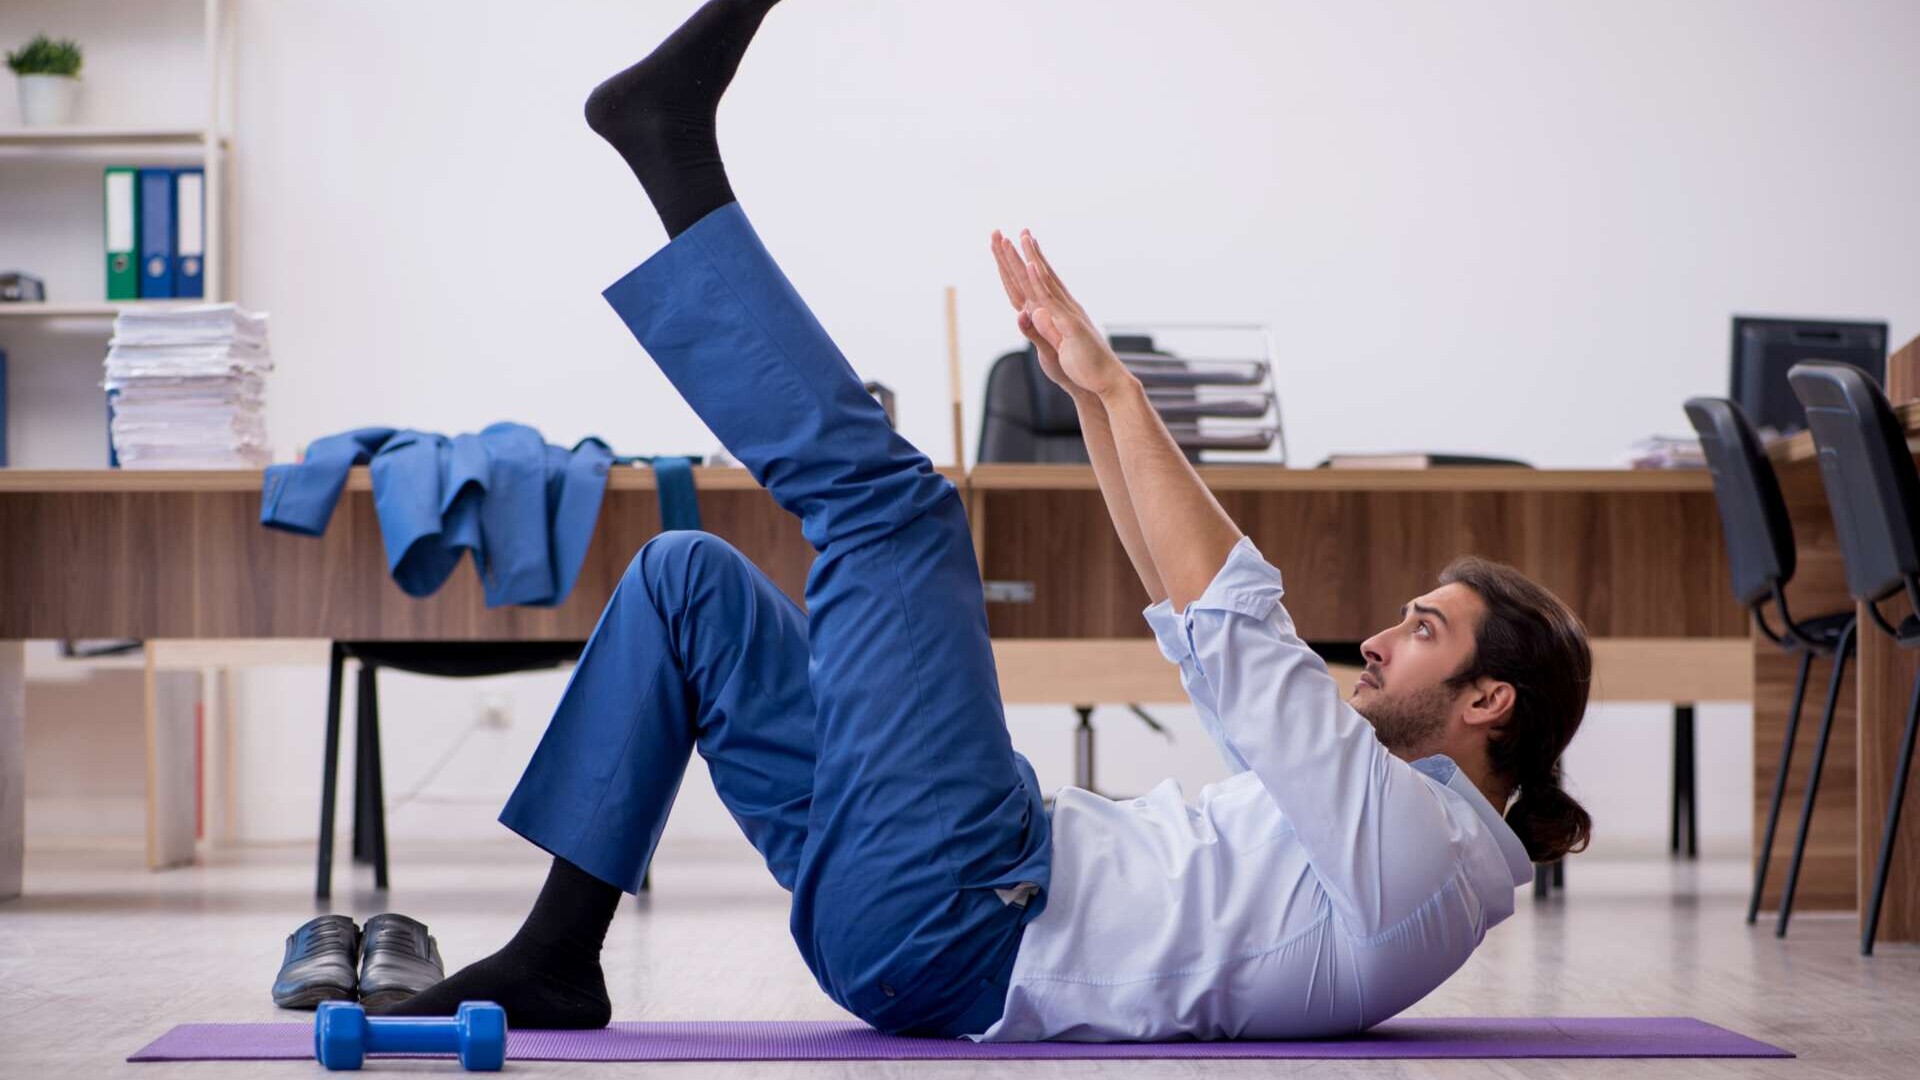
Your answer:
[1683,396,1797,607]
[1786,361,1920,605]
[976,335,1201,465]
[976,345,1090,464]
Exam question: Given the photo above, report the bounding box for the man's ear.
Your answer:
[1462,678,1516,730]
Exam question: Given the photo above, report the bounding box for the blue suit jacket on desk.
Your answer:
[259,423,614,608]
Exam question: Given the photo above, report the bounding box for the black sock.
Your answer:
[585,0,782,238]
[370,857,622,1029]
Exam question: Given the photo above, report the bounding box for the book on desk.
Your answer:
[1322,452,1531,469]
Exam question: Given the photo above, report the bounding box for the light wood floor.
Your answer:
[1,840,1914,1078]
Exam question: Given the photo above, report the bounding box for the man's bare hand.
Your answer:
[991,229,1081,396]
[999,231,1134,399]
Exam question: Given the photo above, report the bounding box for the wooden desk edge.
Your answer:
[138,637,1751,705]
[0,464,1708,495]
[0,465,965,495]
[968,464,1714,493]
[992,638,1750,705]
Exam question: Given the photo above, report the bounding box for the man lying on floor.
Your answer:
[374,0,1594,1042]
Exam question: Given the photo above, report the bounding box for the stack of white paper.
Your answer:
[1623,435,1707,469]
[104,303,273,469]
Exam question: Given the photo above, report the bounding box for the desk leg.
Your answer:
[1,641,23,901]
[1858,617,1920,945]
[201,666,239,849]
[967,485,988,569]
[143,649,199,871]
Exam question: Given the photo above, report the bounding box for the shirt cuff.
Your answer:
[1142,599,1190,662]
[1141,537,1287,660]
[1187,536,1285,620]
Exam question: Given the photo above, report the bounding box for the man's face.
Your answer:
[1350,582,1488,757]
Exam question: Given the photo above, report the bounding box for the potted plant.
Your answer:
[7,34,83,127]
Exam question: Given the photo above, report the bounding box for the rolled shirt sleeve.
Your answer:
[1143,598,1250,775]
[1153,537,1463,936]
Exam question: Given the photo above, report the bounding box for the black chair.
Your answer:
[315,641,584,899]
[1685,397,1858,932]
[979,337,1208,464]
[978,344,1092,465]
[1784,363,1920,954]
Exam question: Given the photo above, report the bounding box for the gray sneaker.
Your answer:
[271,914,361,1009]
[356,913,446,1008]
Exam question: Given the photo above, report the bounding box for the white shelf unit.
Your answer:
[0,0,235,462]
[0,0,233,305]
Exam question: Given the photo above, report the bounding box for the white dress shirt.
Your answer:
[973,537,1534,1042]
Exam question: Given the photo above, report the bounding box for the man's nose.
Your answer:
[1361,635,1386,666]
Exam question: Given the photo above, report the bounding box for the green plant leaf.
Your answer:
[7,33,84,77]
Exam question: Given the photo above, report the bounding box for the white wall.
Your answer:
[12,0,1920,857]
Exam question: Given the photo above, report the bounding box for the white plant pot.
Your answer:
[17,73,80,127]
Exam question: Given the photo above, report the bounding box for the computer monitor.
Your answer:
[1731,316,1887,436]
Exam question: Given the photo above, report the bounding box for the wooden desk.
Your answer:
[2,464,1753,901]
[0,465,825,896]
[969,464,1746,642]
[0,467,819,640]
[1762,412,1920,942]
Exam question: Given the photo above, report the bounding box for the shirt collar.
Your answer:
[1412,755,1535,887]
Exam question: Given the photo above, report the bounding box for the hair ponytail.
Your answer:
[1438,556,1594,865]
[1504,769,1591,864]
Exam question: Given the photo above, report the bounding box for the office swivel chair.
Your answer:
[978,337,1225,464]
[315,642,584,899]
[978,344,1099,465]
[1684,397,1859,933]
[1784,362,1920,954]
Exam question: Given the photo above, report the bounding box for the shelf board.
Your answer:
[0,127,222,151]
[0,301,214,320]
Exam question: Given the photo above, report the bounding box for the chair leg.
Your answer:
[1778,620,1856,937]
[352,669,372,866]
[1684,708,1698,858]
[358,663,390,892]
[1670,710,1683,855]
[1862,668,1920,955]
[1073,706,1096,793]
[1552,858,1565,888]
[316,643,345,901]
[1533,864,1550,899]
[1672,704,1697,859]
[1749,651,1814,923]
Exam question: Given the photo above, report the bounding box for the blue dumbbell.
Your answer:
[313,1000,507,1071]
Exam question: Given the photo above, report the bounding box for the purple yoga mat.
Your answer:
[129,1017,1791,1062]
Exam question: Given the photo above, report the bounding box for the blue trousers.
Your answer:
[499,203,1051,1037]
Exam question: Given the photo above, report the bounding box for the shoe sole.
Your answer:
[272,984,356,1010]
[356,986,427,1009]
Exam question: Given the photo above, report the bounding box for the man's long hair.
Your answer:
[1439,556,1594,863]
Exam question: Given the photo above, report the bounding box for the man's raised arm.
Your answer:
[1006,235,1470,933]
[990,231,1167,604]
[1011,233,1241,609]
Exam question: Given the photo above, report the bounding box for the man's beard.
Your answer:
[1354,680,1454,756]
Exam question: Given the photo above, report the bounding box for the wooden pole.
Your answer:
[945,286,966,469]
